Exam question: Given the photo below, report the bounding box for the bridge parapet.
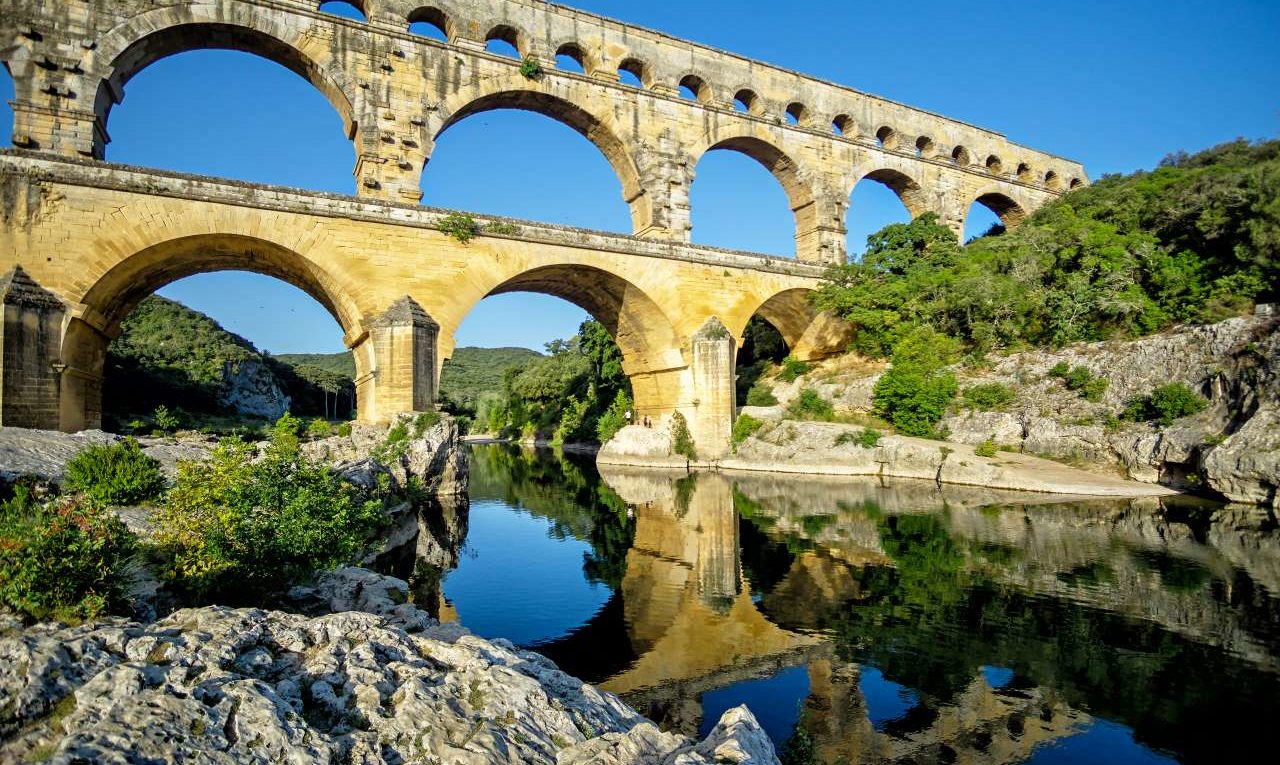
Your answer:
[0,0,1086,265]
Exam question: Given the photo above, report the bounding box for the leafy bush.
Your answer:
[671,411,698,461]
[732,414,764,447]
[872,327,959,437]
[595,390,632,444]
[1124,383,1208,426]
[787,389,835,421]
[63,439,166,507]
[412,410,441,436]
[778,356,812,383]
[307,418,333,438]
[1049,364,1109,402]
[975,439,999,458]
[745,381,779,407]
[0,488,137,622]
[153,430,385,601]
[153,404,180,432]
[437,212,480,243]
[336,421,353,437]
[859,428,883,448]
[518,57,543,79]
[963,383,1015,411]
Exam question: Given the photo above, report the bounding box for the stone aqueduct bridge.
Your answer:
[0,0,1086,455]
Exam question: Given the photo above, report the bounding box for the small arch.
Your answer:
[1069,177,1084,190]
[1044,170,1062,189]
[679,74,711,103]
[485,25,523,58]
[952,145,972,166]
[733,89,760,115]
[915,135,935,158]
[832,114,855,138]
[555,43,588,74]
[407,7,451,42]
[785,102,809,127]
[317,1,367,22]
[617,58,649,89]
[985,154,1003,175]
[1016,162,1033,182]
[875,126,898,150]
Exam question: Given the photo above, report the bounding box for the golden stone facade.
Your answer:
[0,0,1086,455]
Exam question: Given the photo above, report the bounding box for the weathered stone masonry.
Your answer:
[0,0,1086,456]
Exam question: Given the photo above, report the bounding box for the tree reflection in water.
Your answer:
[407,445,1280,765]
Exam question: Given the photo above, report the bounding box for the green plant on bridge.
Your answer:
[518,56,543,79]
[437,212,480,244]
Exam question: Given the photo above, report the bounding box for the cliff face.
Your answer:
[770,313,1279,507]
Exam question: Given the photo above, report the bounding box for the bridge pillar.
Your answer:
[0,267,66,429]
[354,297,439,423]
[689,317,736,460]
[795,192,848,265]
[3,46,102,158]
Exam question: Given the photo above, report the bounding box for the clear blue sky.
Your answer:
[2,0,1277,354]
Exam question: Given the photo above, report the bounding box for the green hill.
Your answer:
[274,346,543,412]
[103,296,350,427]
[275,352,356,378]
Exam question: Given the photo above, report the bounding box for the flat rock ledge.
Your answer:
[0,569,778,765]
[600,423,1176,498]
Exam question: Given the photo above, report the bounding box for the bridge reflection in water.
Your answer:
[394,445,1280,765]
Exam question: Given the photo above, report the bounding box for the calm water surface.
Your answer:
[407,444,1280,765]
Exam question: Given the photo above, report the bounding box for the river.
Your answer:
[394,443,1280,765]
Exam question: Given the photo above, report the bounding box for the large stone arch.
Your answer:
[455,262,686,420]
[90,4,359,158]
[848,166,929,219]
[432,83,651,232]
[59,233,366,431]
[688,130,833,262]
[732,288,852,363]
[967,186,1029,229]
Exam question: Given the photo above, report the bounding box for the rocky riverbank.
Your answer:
[601,313,1278,506]
[0,568,778,764]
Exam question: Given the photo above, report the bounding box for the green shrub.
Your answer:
[732,414,764,447]
[0,488,137,623]
[777,356,812,383]
[153,404,180,432]
[518,56,543,79]
[671,411,698,461]
[63,439,166,507]
[745,381,779,407]
[306,418,333,438]
[337,421,353,437]
[1049,364,1110,402]
[153,430,385,601]
[595,390,632,444]
[437,212,480,244]
[873,367,957,438]
[787,389,834,421]
[1080,376,1109,402]
[858,428,883,448]
[963,383,1015,411]
[975,439,999,458]
[1122,383,1208,426]
[412,410,442,436]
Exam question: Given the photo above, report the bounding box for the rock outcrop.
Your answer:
[597,425,689,469]
[301,415,469,497]
[219,358,290,420]
[0,427,215,490]
[0,569,779,765]
[764,314,1279,507]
